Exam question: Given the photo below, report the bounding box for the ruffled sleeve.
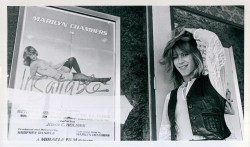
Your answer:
[158,93,171,140]
[193,29,226,97]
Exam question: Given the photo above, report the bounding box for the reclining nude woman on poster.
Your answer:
[23,46,111,84]
[158,27,234,140]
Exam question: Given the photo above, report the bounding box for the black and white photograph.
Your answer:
[1,3,248,147]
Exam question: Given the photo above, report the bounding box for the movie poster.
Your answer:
[8,6,119,141]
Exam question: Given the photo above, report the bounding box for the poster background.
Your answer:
[8,89,115,141]
[11,6,114,96]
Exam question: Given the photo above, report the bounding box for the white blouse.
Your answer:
[158,29,226,140]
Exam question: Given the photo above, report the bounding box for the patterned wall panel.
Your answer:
[188,6,244,25]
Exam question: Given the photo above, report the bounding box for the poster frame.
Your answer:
[7,6,121,141]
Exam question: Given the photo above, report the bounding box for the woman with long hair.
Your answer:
[158,27,234,140]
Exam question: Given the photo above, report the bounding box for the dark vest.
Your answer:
[168,75,231,140]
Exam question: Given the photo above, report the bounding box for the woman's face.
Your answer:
[173,47,196,81]
[29,53,37,61]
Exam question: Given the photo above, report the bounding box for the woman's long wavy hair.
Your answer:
[23,46,38,66]
[160,31,204,87]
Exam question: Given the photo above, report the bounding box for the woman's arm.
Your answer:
[29,62,48,80]
[185,28,225,93]
[30,63,38,77]
[158,93,171,140]
[186,28,234,115]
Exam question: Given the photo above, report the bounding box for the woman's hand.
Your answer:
[184,28,196,34]
[224,89,235,115]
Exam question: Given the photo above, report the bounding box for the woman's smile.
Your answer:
[178,64,188,70]
[173,47,196,81]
